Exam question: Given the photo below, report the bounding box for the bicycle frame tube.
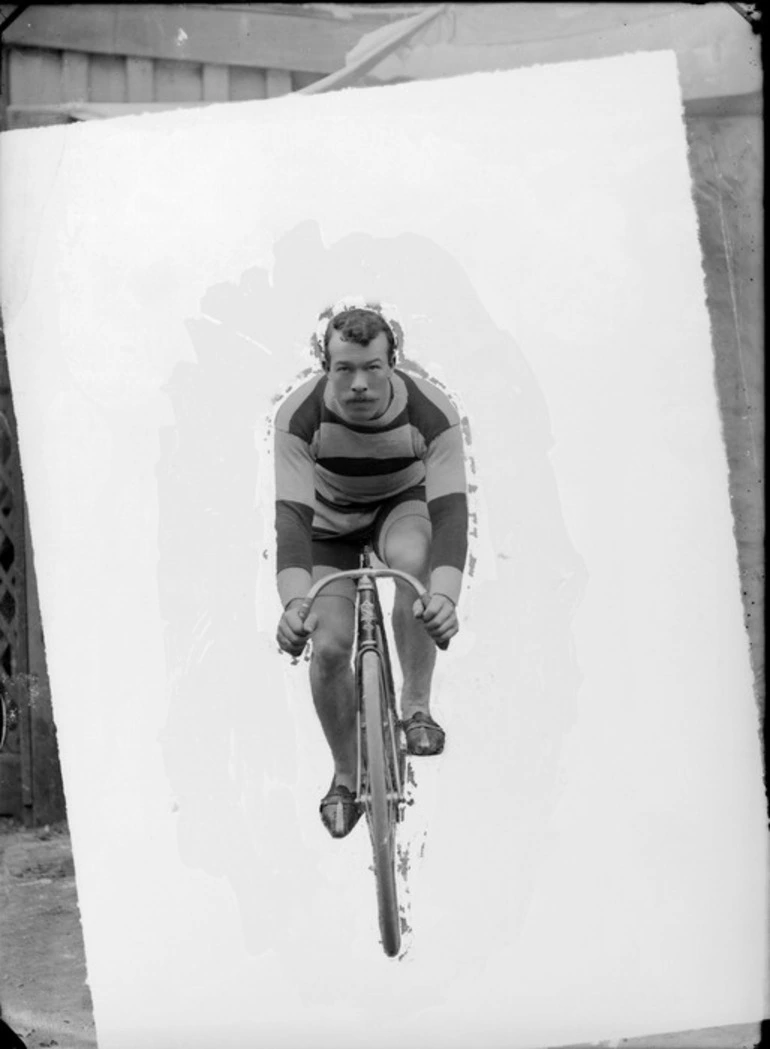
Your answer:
[355,569,380,808]
[353,571,405,812]
[356,571,379,653]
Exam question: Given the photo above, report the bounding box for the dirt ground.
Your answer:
[0,822,96,1049]
[0,822,762,1049]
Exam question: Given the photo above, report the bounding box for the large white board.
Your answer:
[1,50,765,1049]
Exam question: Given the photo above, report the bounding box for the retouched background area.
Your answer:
[1,51,765,1049]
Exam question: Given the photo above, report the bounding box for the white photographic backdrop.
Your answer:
[1,50,765,1049]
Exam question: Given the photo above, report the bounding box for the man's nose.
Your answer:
[351,371,368,391]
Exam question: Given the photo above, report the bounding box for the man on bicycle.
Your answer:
[274,298,468,838]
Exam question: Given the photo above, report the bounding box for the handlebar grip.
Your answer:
[419,593,450,652]
[295,598,314,624]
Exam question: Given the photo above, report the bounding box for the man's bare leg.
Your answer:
[391,581,436,721]
[381,516,436,722]
[307,578,358,793]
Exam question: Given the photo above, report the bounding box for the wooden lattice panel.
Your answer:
[0,402,20,681]
[0,346,27,816]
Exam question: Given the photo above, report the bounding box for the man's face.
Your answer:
[326,331,394,421]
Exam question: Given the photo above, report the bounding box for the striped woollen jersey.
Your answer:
[274,369,468,581]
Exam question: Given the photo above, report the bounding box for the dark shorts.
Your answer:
[311,485,430,571]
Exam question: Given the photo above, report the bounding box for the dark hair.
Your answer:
[322,309,396,368]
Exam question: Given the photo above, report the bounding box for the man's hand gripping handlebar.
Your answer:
[276,568,454,659]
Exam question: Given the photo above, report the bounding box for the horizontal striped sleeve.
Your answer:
[275,430,316,505]
[276,501,314,574]
[401,372,454,443]
[425,424,468,573]
[429,493,468,573]
[274,415,317,575]
[275,374,326,442]
[424,425,466,503]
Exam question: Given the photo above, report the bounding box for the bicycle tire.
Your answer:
[360,648,401,958]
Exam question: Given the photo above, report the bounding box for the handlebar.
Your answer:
[295,568,450,651]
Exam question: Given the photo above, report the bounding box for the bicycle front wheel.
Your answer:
[360,648,401,958]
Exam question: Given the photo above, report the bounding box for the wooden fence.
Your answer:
[2,3,408,126]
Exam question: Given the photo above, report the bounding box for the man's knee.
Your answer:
[383,519,431,584]
[311,628,354,673]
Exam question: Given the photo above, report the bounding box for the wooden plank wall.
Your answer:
[1,3,400,109]
[5,45,323,105]
[4,3,387,73]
